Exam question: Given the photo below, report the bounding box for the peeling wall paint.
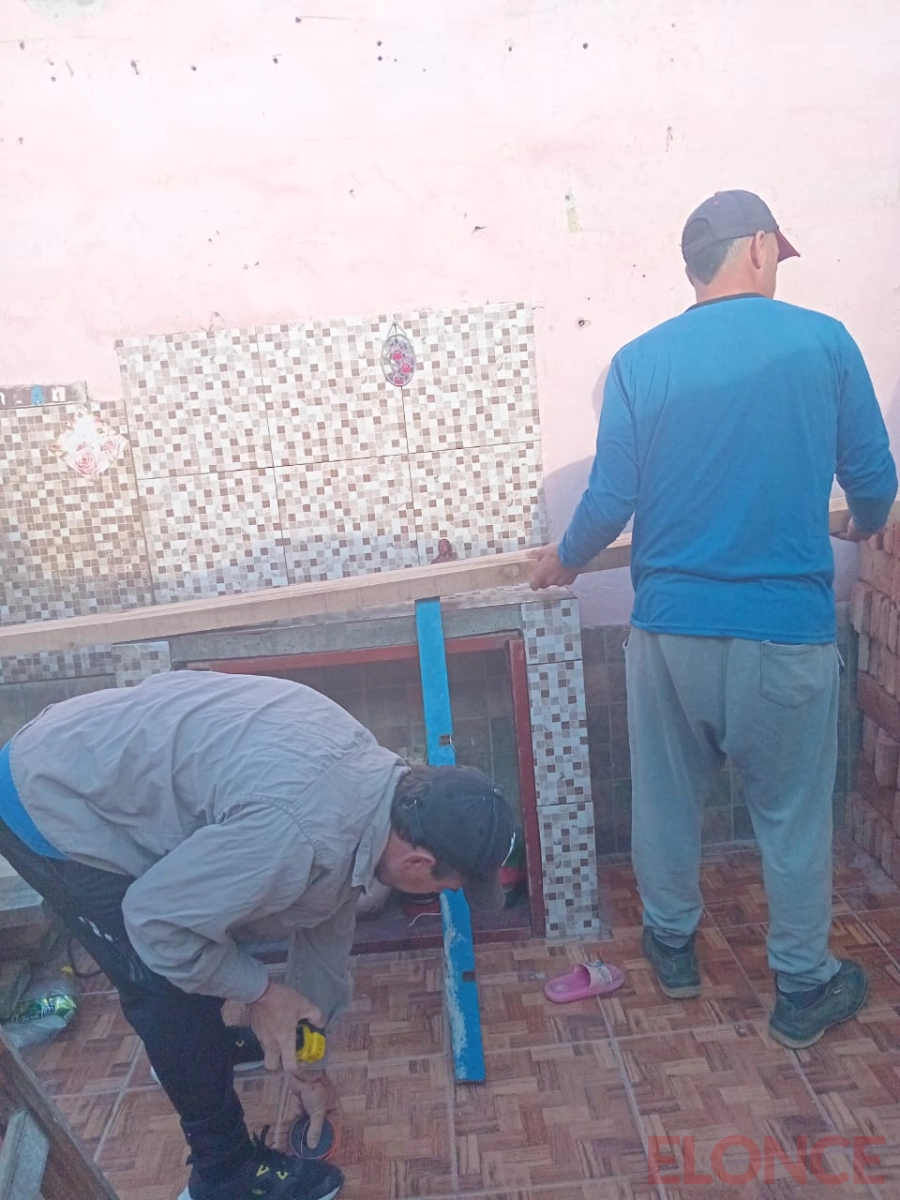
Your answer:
[1,0,898,619]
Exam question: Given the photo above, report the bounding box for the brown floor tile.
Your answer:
[96,1085,187,1200]
[724,919,900,1014]
[454,1042,646,1192]
[26,991,140,1097]
[473,939,611,1051]
[794,1008,900,1189]
[54,1089,118,1156]
[599,861,645,928]
[597,926,766,1036]
[664,1147,876,1198]
[331,1054,454,1199]
[852,906,900,956]
[475,1181,661,1200]
[328,950,446,1063]
[621,1022,836,1185]
[97,1073,286,1200]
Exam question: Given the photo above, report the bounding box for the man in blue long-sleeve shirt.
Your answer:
[531,189,897,1048]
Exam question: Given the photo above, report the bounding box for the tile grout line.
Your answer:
[442,1001,460,1196]
[596,982,668,1200]
[92,1038,142,1166]
[782,1052,885,1200]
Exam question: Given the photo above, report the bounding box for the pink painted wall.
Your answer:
[2,0,898,622]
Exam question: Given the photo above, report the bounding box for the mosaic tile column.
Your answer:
[112,641,172,688]
[521,594,600,937]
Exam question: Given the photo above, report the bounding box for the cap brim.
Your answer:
[775,230,800,261]
[462,872,505,911]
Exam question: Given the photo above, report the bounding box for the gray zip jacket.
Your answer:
[9,670,406,1019]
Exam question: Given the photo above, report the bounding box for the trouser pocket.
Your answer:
[759,642,828,708]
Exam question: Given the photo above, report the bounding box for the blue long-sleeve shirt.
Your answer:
[558,295,897,643]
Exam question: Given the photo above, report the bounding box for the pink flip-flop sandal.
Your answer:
[543,959,625,1003]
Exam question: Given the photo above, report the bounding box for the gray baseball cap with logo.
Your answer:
[681,190,800,262]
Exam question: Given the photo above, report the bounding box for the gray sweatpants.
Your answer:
[625,627,841,992]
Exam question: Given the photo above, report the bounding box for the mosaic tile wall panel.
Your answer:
[115,303,547,596]
[112,641,172,688]
[525,657,592,809]
[520,593,599,937]
[115,329,271,479]
[397,303,541,454]
[410,441,547,563]
[0,398,152,625]
[276,457,419,582]
[539,801,600,936]
[138,469,288,602]
[256,322,408,466]
[520,593,583,664]
[0,646,114,686]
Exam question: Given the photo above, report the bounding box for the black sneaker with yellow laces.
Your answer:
[177,1125,343,1200]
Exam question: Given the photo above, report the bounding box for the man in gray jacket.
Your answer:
[0,670,515,1200]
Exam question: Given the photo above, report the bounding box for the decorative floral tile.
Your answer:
[0,398,152,623]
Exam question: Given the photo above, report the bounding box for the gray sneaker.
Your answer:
[768,959,868,1049]
[642,928,702,998]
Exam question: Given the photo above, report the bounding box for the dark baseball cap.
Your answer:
[402,765,517,909]
[681,190,799,263]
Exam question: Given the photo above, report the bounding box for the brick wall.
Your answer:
[848,529,900,883]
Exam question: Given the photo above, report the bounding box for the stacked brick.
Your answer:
[848,528,900,881]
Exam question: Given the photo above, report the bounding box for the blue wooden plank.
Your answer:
[415,598,456,767]
[439,888,485,1082]
[415,597,486,1082]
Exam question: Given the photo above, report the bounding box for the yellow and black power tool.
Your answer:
[295,1018,327,1065]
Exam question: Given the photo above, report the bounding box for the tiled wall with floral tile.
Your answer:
[0,303,545,630]
[0,398,153,625]
[115,302,546,602]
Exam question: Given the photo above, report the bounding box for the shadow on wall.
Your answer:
[538,364,636,626]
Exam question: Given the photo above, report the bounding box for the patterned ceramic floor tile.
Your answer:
[26,991,140,1097]
[596,925,767,1037]
[471,1181,661,1200]
[790,1011,900,1194]
[664,1149,877,1199]
[620,1022,836,1187]
[96,1085,188,1200]
[850,907,900,957]
[54,1089,119,1156]
[327,951,446,1063]
[475,962,611,1053]
[724,919,900,1014]
[454,1042,646,1192]
[598,861,644,929]
[96,1073,287,1200]
[330,1054,454,1199]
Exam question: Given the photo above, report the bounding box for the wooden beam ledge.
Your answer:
[0,496,888,657]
